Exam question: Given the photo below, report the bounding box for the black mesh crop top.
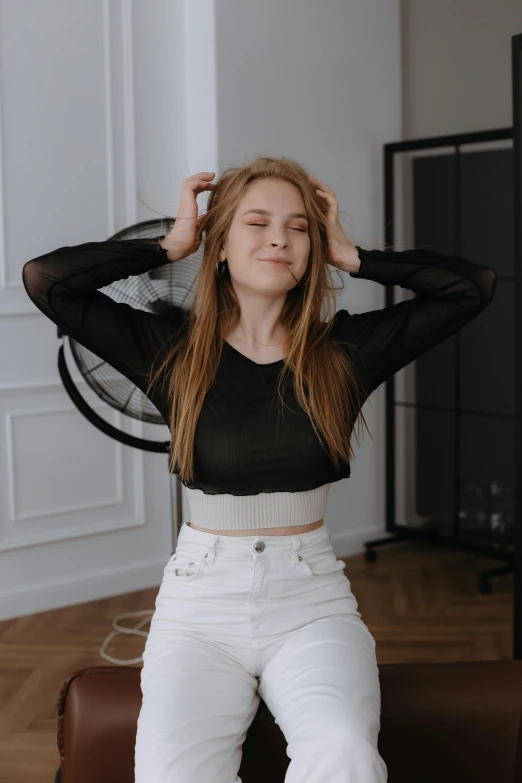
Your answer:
[22,237,497,501]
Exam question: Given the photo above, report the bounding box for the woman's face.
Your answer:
[219,178,310,293]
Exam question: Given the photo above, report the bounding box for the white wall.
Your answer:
[0,0,190,621]
[5,0,516,620]
[401,0,521,137]
[4,0,482,620]
[211,0,403,557]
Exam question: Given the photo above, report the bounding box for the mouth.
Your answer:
[259,257,290,267]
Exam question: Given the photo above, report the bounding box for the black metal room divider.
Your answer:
[364,32,522,660]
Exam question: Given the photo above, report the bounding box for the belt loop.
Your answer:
[205,536,218,564]
[290,535,301,565]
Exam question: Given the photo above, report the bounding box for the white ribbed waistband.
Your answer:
[184,484,330,530]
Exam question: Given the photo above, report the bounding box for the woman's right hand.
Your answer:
[160,172,217,262]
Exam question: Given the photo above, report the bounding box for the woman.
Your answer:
[22,156,497,782]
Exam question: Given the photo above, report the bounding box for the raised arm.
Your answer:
[22,235,189,393]
[332,245,497,400]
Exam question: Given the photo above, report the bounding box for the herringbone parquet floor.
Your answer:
[0,539,514,783]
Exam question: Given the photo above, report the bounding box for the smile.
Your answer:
[260,259,290,267]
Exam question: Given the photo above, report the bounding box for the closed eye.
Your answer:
[249,223,307,232]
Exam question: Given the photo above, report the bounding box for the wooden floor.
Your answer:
[0,539,513,783]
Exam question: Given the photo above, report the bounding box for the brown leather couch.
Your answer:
[55,659,522,782]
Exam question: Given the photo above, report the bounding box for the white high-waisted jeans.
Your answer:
[135,521,388,782]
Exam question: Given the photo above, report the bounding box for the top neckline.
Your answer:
[223,339,286,367]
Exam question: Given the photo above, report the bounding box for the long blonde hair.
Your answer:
[146,155,372,482]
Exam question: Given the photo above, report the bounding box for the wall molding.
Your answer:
[0,379,149,553]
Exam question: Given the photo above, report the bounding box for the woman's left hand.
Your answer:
[307,176,359,272]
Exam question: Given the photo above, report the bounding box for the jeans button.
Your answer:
[254,541,265,552]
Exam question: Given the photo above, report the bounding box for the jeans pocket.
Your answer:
[164,550,206,580]
[298,546,346,578]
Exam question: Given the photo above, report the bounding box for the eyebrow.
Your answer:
[241,208,308,221]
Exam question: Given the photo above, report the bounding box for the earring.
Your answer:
[216,256,227,277]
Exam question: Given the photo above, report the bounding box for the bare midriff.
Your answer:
[187,518,324,537]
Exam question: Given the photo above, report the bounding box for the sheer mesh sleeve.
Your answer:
[333,245,497,400]
[22,235,189,391]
